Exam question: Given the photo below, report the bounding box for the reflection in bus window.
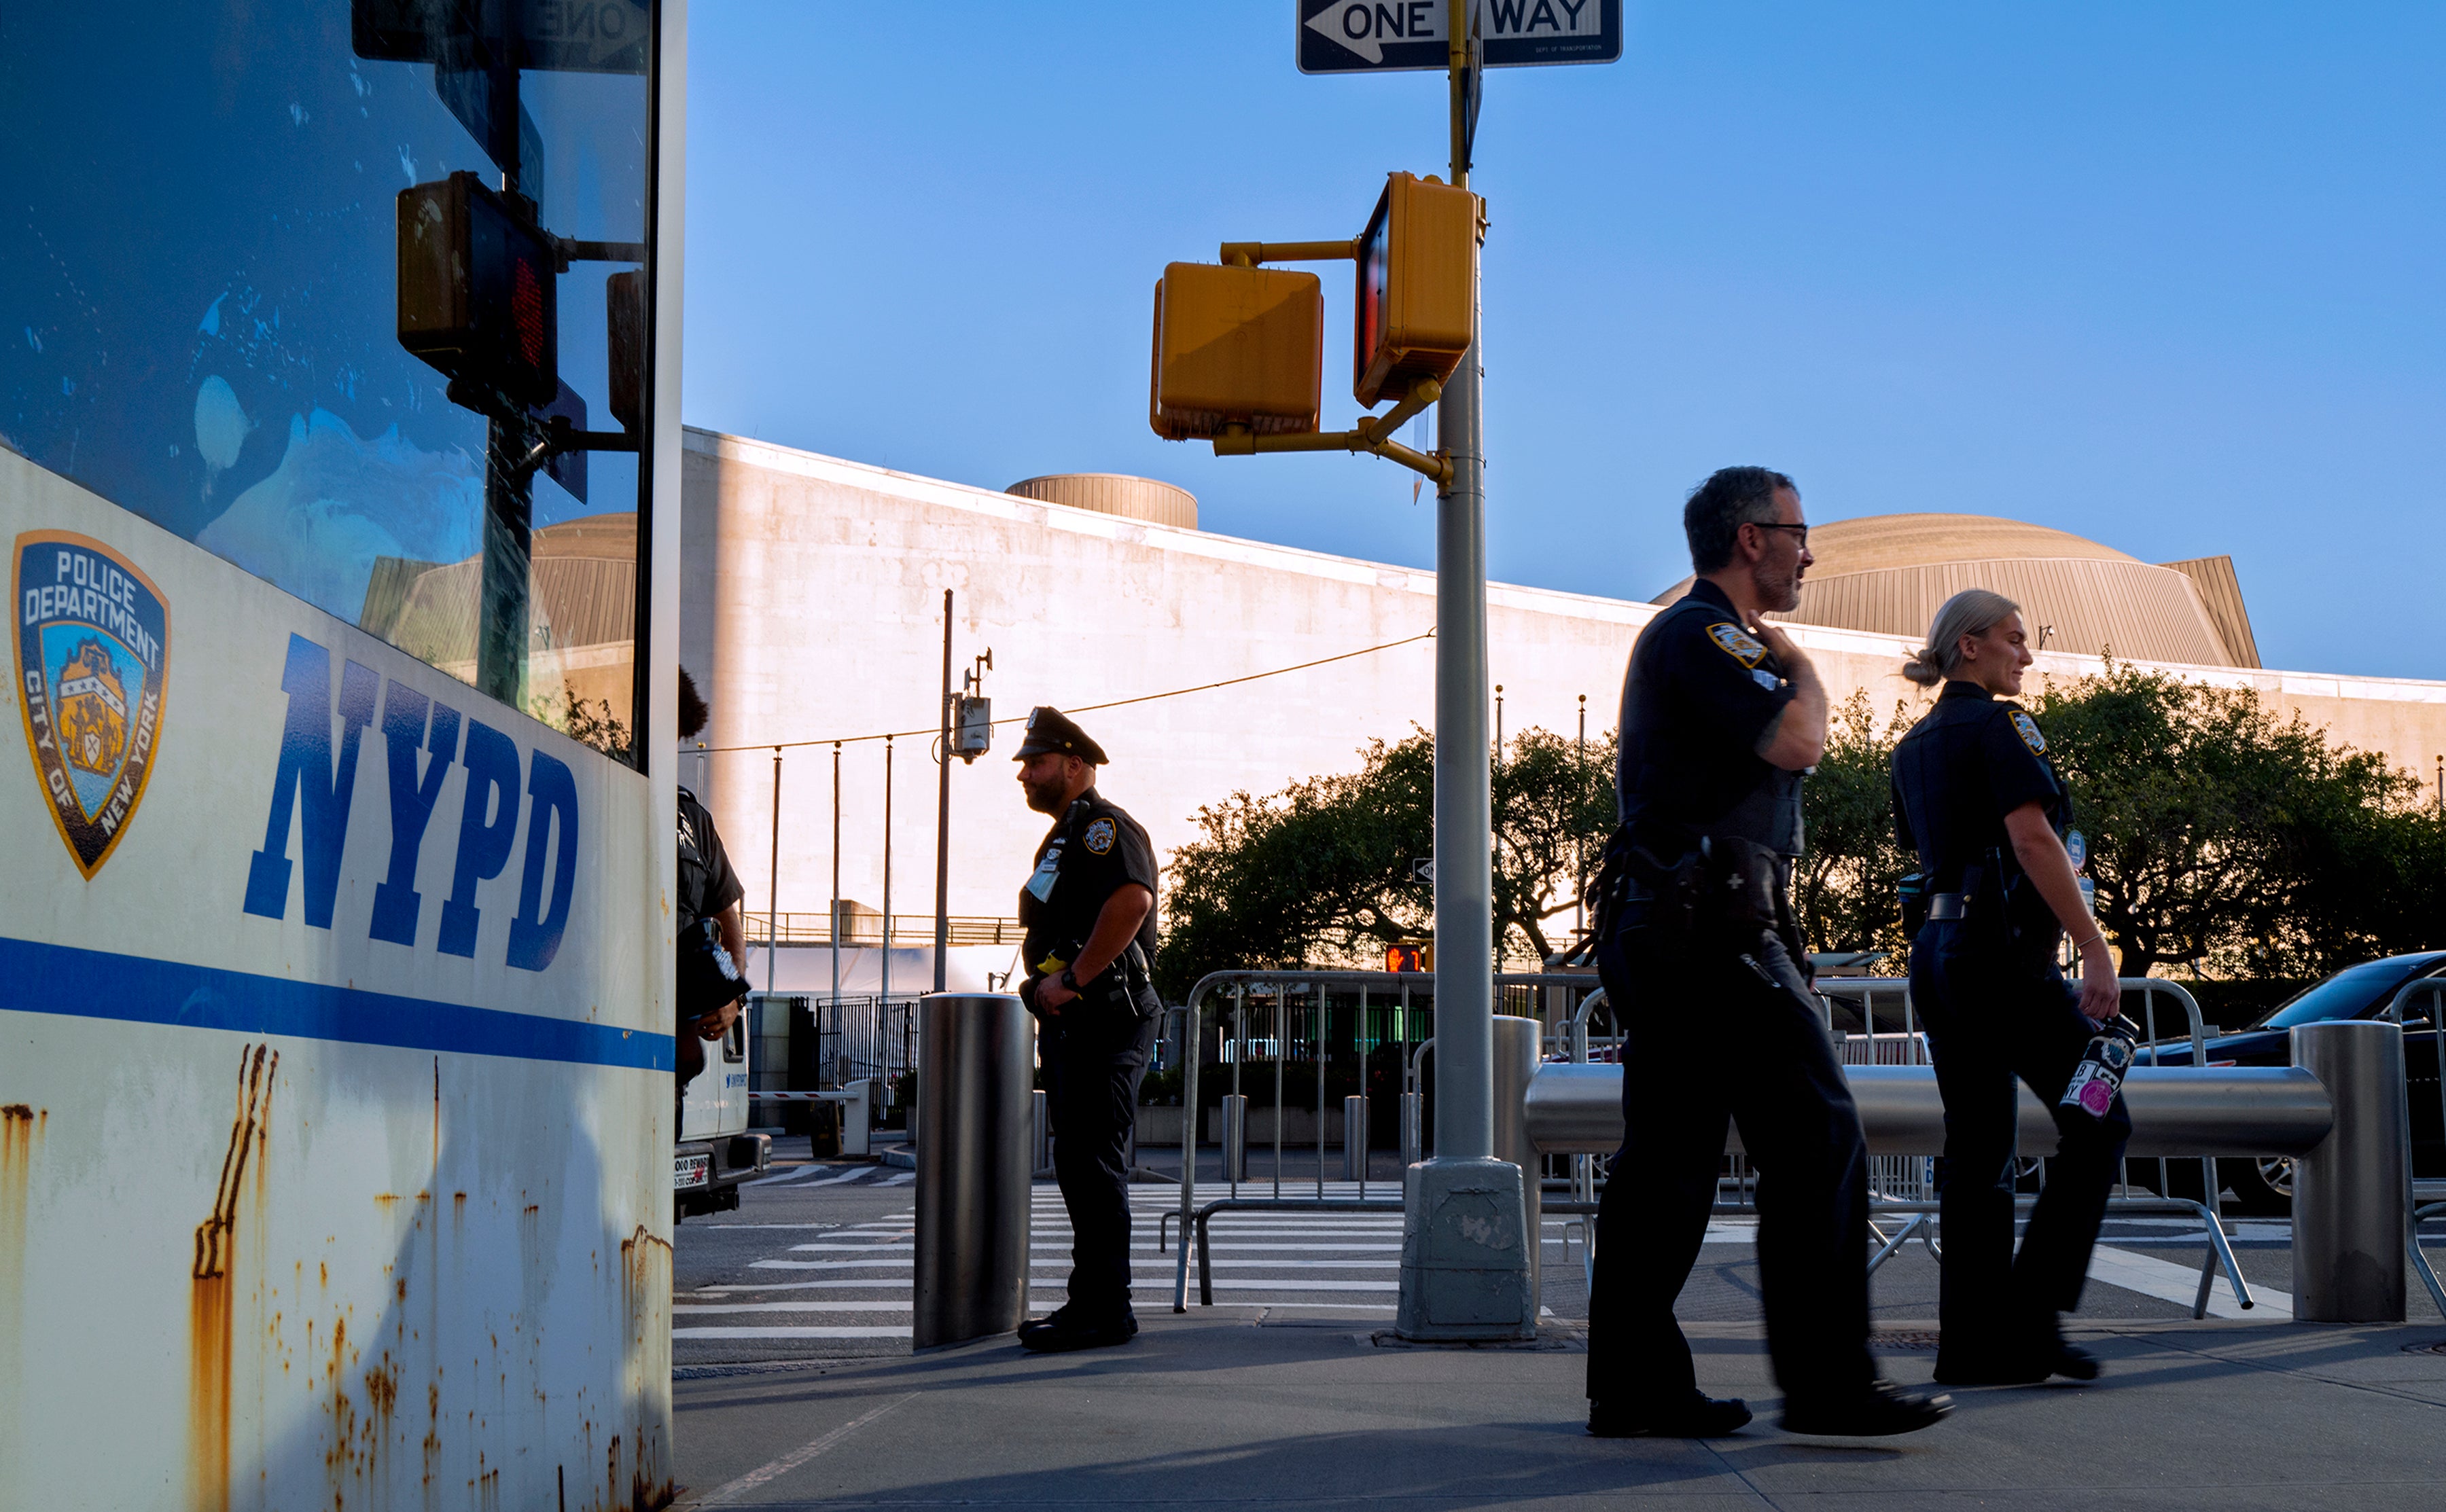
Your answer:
[0,2,654,763]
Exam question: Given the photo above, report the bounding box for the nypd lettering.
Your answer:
[1706,622,1767,668]
[241,630,582,973]
[14,533,171,877]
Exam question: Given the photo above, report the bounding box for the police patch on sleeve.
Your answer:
[1084,817,1116,855]
[2010,710,2046,753]
[1706,623,1767,668]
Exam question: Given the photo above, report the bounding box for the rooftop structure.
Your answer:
[1656,513,2261,668]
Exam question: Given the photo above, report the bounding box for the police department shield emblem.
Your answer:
[14,533,170,877]
[1706,622,1767,668]
[1084,817,1116,855]
[2011,710,2046,754]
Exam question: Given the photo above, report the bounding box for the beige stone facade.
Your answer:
[679,427,2446,937]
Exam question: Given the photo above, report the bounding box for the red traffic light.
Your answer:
[397,171,559,410]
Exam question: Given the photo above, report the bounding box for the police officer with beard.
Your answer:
[1893,589,2126,1386]
[1584,467,1948,1440]
[1010,707,1163,1353]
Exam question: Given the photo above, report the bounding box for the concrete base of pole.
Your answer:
[1395,1156,1535,1341]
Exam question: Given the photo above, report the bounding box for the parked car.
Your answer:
[2137,952,2446,1214]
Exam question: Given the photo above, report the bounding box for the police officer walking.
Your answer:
[1010,707,1165,1353]
[1892,590,2127,1385]
[1585,467,1947,1439]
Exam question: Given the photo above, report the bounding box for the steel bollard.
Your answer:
[1031,1087,1051,1176]
[913,993,1034,1350]
[1491,1014,1543,1310]
[1400,1091,1424,1167]
[1221,1094,1248,1182]
[2294,1020,2408,1322]
[1343,1095,1369,1181]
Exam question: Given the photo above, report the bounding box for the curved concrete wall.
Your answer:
[680,429,2446,943]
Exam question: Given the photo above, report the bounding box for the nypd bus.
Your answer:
[3,3,690,1506]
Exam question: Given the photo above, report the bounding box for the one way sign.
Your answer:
[1298,0,1621,73]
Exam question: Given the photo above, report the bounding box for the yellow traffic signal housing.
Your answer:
[1353,173,1477,407]
[1148,262,1323,440]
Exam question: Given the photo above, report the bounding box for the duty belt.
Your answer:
[1928,893,1970,920]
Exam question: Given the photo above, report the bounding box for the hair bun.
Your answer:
[1900,647,1945,687]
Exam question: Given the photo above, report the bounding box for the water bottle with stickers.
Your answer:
[2061,1015,2138,1120]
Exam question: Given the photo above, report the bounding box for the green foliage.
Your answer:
[1800,661,2446,982]
[1794,691,1915,960]
[534,687,633,762]
[2027,661,2437,978]
[1156,727,1617,997]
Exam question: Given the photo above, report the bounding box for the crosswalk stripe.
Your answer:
[676,1301,910,1314]
[675,1327,911,1339]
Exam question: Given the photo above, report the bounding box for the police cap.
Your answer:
[1012,706,1107,766]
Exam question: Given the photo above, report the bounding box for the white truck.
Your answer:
[675,1013,770,1219]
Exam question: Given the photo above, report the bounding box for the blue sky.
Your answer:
[684,3,2443,679]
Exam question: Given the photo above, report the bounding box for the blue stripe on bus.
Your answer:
[0,935,671,1070]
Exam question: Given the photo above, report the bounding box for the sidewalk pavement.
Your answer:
[671,1310,2446,1511]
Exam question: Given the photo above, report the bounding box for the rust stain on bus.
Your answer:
[189,1044,277,1512]
[1,1102,42,1491]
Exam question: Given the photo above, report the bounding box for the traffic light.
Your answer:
[1353,172,1476,406]
[1148,263,1323,440]
[397,171,559,410]
[1385,943,1434,973]
[607,268,644,433]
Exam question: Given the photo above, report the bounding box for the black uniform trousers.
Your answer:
[1043,997,1160,1319]
[1587,922,1877,1409]
[1910,920,2131,1363]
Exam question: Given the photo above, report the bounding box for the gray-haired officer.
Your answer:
[1893,589,2127,1386]
[1010,707,1164,1353]
[1584,467,1949,1439]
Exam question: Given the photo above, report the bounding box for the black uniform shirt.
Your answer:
[1018,787,1160,982]
[1890,681,2068,888]
[1616,577,1806,857]
[677,786,744,932]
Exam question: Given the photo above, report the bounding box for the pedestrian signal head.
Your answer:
[1354,173,1477,407]
[397,171,559,410]
[1148,264,1323,441]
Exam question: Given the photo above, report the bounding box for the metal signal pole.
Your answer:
[1397,0,1534,1344]
[1432,0,1494,1172]
[933,589,954,992]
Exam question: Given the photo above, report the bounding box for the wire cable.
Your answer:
[691,628,1436,755]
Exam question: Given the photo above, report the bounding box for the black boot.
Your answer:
[1780,1380,1952,1437]
[1018,1306,1139,1354]
[1588,1392,1752,1439]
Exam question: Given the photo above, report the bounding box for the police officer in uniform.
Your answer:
[1010,707,1164,1353]
[1585,467,1948,1439]
[1892,590,2126,1386]
[675,670,747,1111]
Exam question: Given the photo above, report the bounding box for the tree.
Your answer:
[1156,727,1617,998]
[1794,692,1916,961]
[2027,662,2412,979]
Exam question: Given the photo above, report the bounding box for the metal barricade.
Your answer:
[1167,969,1601,1312]
[1528,1021,2422,1322]
[1539,978,2265,1314]
[2379,977,2446,1314]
